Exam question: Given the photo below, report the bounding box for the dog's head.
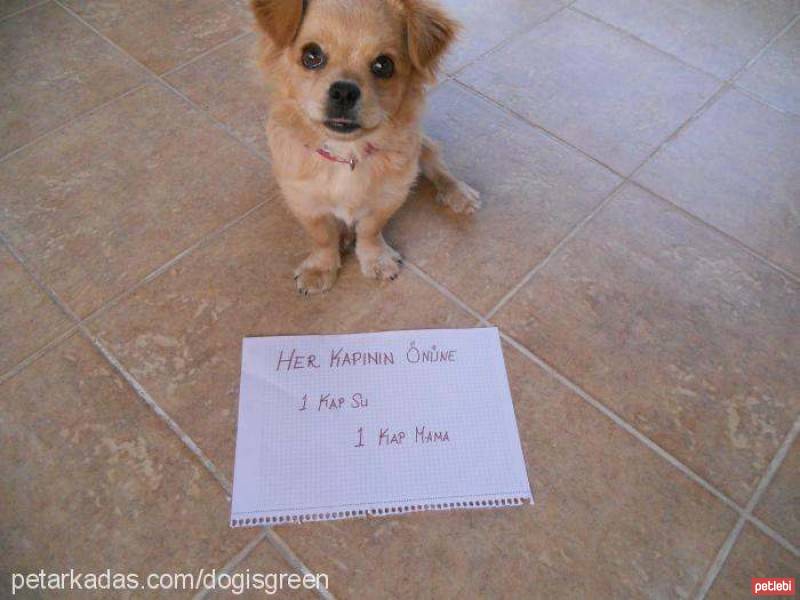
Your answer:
[253,0,459,139]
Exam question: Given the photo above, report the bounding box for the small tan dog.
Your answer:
[252,0,480,294]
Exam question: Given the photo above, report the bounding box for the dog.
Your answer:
[252,0,480,294]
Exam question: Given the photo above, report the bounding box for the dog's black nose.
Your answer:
[328,81,361,109]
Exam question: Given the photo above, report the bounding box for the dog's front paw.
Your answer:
[358,245,403,281]
[438,180,481,215]
[294,259,339,295]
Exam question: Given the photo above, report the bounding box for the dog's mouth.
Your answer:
[324,118,361,134]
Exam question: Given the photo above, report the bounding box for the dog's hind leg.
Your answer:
[419,136,481,214]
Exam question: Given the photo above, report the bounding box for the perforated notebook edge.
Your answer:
[230,492,533,528]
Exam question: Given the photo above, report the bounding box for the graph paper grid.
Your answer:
[230,327,532,527]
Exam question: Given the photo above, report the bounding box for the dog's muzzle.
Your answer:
[325,81,362,133]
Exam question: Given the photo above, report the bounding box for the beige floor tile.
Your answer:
[707,524,799,600]
[0,334,254,598]
[269,346,735,599]
[61,0,252,75]
[2,2,797,596]
[388,81,620,315]
[0,84,270,318]
[165,33,269,155]
[574,0,800,80]
[0,0,43,19]
[440,0,565,73]
[209,539,317,599]
[89,201,474,479]
[0,2,148,157]
[755,436,800,547]
[635,89,800,276]
[738,20,800,115]
[495,184,800,505]
[458,9,720,174]
[0,245,72,375]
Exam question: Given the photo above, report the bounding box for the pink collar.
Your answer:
[310,142,379,171]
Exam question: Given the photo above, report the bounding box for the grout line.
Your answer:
[695,416,800,598]
[1,237,232,491]
[261,528,338,600]
[83,306,334,600]
[454,5,800,324]
[406,242,800,562]
[447,1,573,79]
[19,1,372,583]
[161,30,255,78]
[0,324,77,385]
[0,10,261,166]
[484,181,624,320]
[568,6,726,82]
[451,77,627,179]
[694,517,746,599]
[52,0,270,165]
[4,6,796,597]
[0,83,149,165]
[476,72,727,319]
[2,231,335,600]
[0,0,280,377]
[498,331,746,517]
[569,7,800,89]
[632,181,800,285]
[81,197,273,326]
[732,84,800,120]
[82,328,235,493]
[3,228,331,598]
[0,233,80,321]
[406,255,800,561]
[456,67,800,315]
[404,262,485,323]
[3,195,332,599]
[404,261,487,328]
[440,9,800,588]
[624,76,792,207]
[410,254,800,568]
[0,0,49,23]
[745,415,800,515]
[732,13,800,80]
[193,529,269,600]
[723,13,800,121]
[195,526,338,600]
[4,217,236,495]
[456,56,726,186]
[626,82,727,180]
[149,73,271,160]
[746,514,800,557]
[463,50,799,322]
[0,194,274,383]
[0,232,80,384]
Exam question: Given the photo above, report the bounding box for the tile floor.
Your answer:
[1,1,798,598]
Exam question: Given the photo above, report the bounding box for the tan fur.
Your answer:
[253,0,480,294]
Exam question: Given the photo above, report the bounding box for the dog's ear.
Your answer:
[252,0,305,48]
[404,0,460,79]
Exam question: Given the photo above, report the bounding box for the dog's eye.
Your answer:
[301,43,326,70]
[371,55,394,79]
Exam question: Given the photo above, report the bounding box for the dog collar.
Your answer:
[309,143,379,171]
[315,147,357,170]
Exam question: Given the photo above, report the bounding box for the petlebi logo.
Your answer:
[751,577,795,596]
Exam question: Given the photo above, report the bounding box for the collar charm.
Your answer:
[310,142,379,171]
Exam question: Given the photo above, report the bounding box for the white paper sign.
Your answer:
[230,327,532,527]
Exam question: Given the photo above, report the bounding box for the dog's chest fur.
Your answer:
[270,127,420,226]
